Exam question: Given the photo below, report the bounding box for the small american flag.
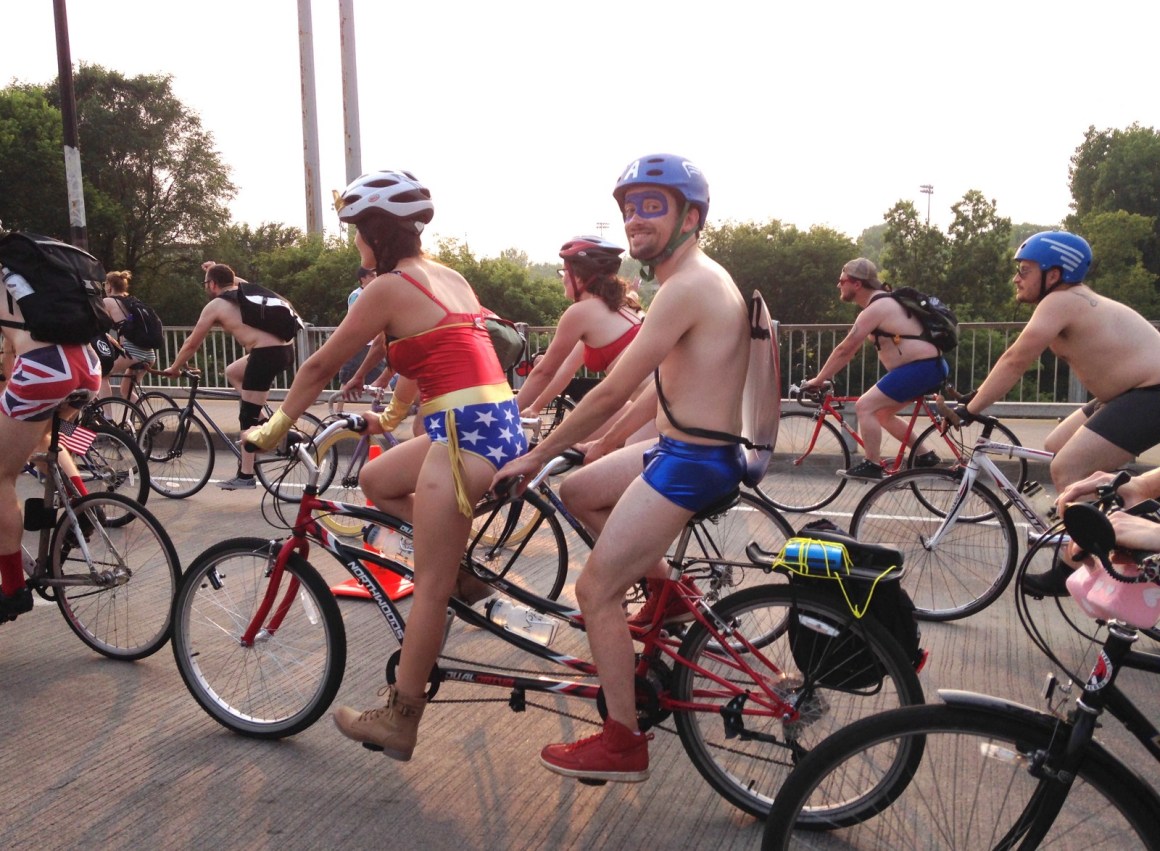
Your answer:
[58,421,98,455]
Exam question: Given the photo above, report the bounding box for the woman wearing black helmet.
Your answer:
[516,235,649,442]
[244,169,527,761]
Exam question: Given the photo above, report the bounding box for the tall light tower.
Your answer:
[919,184,934,225]
[595,221,609,237]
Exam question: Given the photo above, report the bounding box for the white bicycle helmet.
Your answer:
[334,170,434,233]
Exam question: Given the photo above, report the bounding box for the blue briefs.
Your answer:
[641,434,745,512]
[876,357,949,403]
[422,396,528,472]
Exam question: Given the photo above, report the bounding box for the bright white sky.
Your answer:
[4,1,1158,263]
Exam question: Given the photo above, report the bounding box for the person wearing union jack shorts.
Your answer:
[0,277,100,622]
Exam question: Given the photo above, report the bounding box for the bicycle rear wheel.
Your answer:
[672,584,924,819]
[255,411,336,502]
[909,419,1028,501]
[467,499,569,601]
[136,390,179,419]
[850,469,1017,621]
[138,408,214,498]
[82,396,146,438]
[172,537,346,738]
[676,490,795,602]
[49,493,181,660]
[314,430,372,536]
[76,424,150,525]
[762,703,1160,849]
[538,394,576,438]
[757,412,849,512]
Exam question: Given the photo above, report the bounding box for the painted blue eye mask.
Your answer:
[622,190,669,222]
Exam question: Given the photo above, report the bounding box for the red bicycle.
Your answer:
[757,381,1025,513]
[169,414,924,819]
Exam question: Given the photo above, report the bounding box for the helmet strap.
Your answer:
[638,201,695,281]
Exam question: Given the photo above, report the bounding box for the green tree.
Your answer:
[0,86,67,233]
[1079,209,1160,317]
[943,190,1013,321]
[1,65,236,295]
[1068,123,1160,275]
[702,219,856,324]
[881,201,949,293]
[63,65,236,275]
[434,239,569,325]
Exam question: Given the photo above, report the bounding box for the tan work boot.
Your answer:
[333,685,427,760]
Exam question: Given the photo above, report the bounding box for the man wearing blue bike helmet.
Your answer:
[957,230,1160,594]
[493,153,750,782]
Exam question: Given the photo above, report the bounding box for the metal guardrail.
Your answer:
[140,321,1089,417]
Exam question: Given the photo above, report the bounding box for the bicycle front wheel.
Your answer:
[672,584,924,819]
[851,469,1017,621]
[138,408,214,498]
[468,499,569,601]
[255,412,335,502]
[678,490,795,602]
[763,703,1160,850]
[49,492,181,660]
[76,424,150,525]
[172,538,347,738]
[758,412,850,512]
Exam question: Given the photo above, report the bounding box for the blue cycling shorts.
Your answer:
[876,357,949,403]
[641,434,745,512]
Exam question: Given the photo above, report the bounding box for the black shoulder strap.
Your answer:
[866,291,923,348]
[653,370,765,450]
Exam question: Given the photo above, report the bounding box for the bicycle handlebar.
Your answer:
[789,381,830,407]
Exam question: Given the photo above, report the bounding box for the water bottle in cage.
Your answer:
[485,598,558,646]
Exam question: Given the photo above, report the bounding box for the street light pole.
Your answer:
[53,0,87,249]
[919,184,934,226]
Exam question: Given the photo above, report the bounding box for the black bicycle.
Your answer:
[136,368,331,499]
[763,480,1160,849]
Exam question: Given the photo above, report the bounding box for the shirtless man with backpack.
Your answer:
[160,263,299,490]
[801,258,950,480]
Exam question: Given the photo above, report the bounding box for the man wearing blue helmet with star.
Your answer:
[493,153,750,782]
[957,230,1160,594]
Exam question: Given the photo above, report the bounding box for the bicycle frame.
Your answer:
[241,419,805,726]
[793,389,956,474]
[922,418,1055,550]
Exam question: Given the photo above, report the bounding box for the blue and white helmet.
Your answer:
[612,154,710,229]
[334,170,434,234]
[1014,231,1092,284]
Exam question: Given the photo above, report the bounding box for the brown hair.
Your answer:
[105,270,132,294]
[575,269,641,313]
[206,264,236,286]
[356,211,423,273]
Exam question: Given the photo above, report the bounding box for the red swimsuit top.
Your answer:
[582,307,644,373]
[385,271,506,400]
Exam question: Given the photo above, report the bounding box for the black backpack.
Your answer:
[873,287,959,353]
[225,282,303,342]
[0,232,113,345]
[115,294,164,349]
[784,519,923,689]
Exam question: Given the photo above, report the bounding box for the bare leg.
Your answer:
[854,386,907,464]
[1045,408,1089,456]
[1050,427,1134,494]
[575,477,693,728]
